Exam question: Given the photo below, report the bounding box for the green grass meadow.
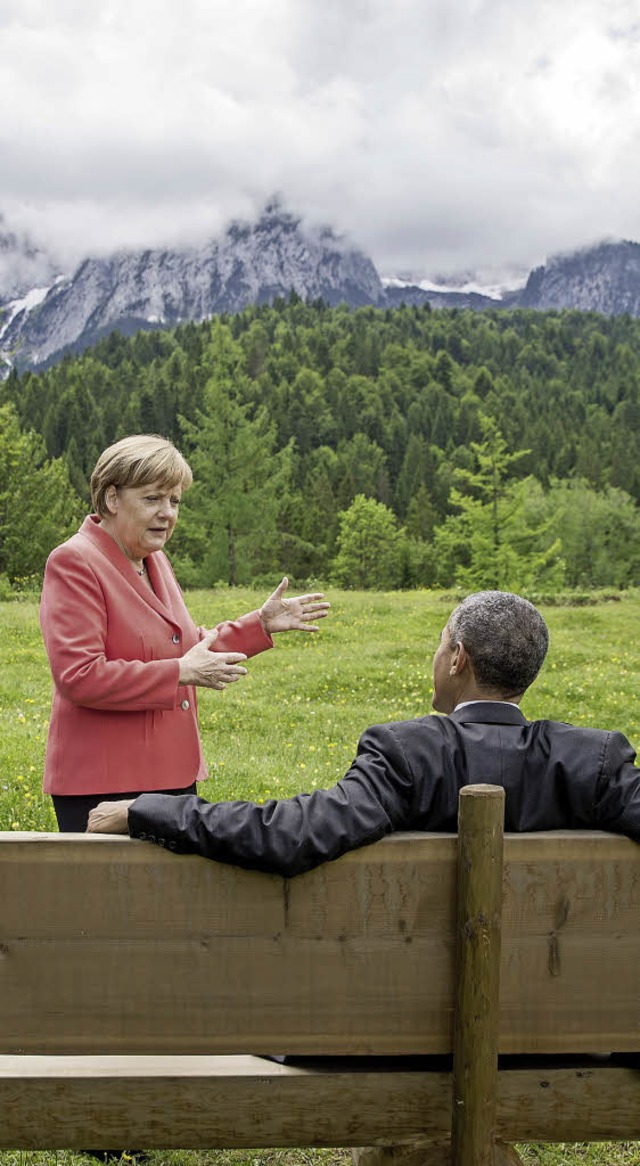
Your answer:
[1,588,639,1166]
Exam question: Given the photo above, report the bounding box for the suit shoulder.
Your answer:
[532,717,616,743]
[45,529,96,570]
[530,717,635,762]
[360,714,450,744]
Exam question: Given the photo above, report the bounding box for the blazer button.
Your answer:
[172,632,180,644]
[181,699,190,711]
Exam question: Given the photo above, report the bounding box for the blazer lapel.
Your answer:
[78,516,182,627]
[143,552,183,622]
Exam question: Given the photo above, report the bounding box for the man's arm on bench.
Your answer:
[90,722,422,876]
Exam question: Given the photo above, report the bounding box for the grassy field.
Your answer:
[1,587,639,1166]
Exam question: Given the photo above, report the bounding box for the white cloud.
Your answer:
[2,0,640,280]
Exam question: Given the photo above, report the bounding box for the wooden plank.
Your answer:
[0,1055,453,1149]
[496,1062,640,1142]
[0,833,458,1055]
[452,785,505,1166]
[1,831,639,1055]
[0,937,454,1054]
[0,1055,638,1149]
[500,832,640,1053]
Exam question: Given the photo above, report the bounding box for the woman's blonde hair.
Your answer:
[90,435,193,517]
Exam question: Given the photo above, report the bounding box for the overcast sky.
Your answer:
[2,0,640,284]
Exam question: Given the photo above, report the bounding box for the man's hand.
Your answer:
[87,799,135,834]
[260,576,330,634]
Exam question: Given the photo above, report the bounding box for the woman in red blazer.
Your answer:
[40,434,329,831]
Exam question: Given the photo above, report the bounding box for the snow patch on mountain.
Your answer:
[381,272,528,301]
[1,285,53,341]
[1,203,384,370]
[3,205,640,375]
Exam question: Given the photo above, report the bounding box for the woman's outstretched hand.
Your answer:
[260,577,330,635]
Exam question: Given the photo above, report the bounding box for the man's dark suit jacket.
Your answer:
[128,701,640,877]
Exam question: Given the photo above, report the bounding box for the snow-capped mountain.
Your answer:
[0,202,383,370]
[383,240,640,315]
[3,205,640,375]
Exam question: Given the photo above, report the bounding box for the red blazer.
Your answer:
[40,516,273,796]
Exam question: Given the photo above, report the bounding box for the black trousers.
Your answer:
[52,782,198,832]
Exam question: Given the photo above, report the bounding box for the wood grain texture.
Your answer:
[1,830,639,1055]
[0,1056,638,1149]
[0,832,458,1055]
[451,786,505,1166]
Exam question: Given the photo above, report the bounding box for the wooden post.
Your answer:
[451,784,505,1166]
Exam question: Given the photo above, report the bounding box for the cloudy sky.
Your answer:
[2,0,640,284]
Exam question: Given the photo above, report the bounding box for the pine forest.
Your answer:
[2,297,640,594]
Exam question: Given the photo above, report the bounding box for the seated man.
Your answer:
[87,590,640,870]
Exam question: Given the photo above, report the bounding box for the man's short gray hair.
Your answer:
[448,591,549,694]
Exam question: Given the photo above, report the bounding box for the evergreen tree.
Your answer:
[172,359,294,587]
[433,418,563,590]
[404,483,437,541]
[334,433,389,511]
[3,301,640,590]
[394,433,429,518]
[0,404,82,582]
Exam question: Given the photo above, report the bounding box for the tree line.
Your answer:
[1,296,640,592]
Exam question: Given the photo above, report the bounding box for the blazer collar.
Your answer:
[449,700,528,726]
[77,515,180,625]
[79,513,153,576]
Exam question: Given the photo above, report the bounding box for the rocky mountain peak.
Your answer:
[4,210,640,375]
[518,239,640,314]
[0,201,383,371]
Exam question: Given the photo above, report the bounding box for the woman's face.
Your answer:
[104,479,182,561]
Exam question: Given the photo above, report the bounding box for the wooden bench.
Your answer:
[1,784,639,1166]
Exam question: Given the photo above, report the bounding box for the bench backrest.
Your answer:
[1,829,639,1056]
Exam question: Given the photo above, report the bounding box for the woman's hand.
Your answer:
[179,629,248,689]
[260,576,330,635]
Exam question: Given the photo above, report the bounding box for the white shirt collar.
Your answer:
[454,699,520,711]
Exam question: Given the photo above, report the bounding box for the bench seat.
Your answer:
[1,1054,639,1149]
